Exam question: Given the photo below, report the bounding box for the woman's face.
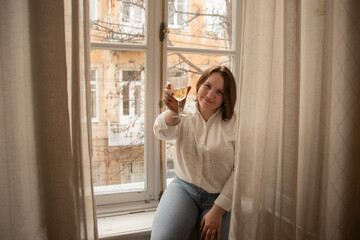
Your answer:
[197,72,224,115]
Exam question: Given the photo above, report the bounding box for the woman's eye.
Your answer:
[205,84,210,89]
[217,91,224,95]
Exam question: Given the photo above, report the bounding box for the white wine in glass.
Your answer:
[169,76,188,118]
[172,87,187,101]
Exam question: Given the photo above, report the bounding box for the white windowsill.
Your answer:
[96,179,174,239]
[98,211,155,240]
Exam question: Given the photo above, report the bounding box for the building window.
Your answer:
[122,1,130,22]
[90,0,98,20]
[120,70,142,117]
[168,0,187,27]
[107,70,144,147]
[90,69,99,121]
[205,0,227,37]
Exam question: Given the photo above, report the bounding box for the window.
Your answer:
[90,69,99,121]
[90,0,98,21]
[107,70,144,147]
[122,0,143,24]
[205,0,227,37]
[90,0,241,216]
[90,0,156,211]
[168,0,187,27]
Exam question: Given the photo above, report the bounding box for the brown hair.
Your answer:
[195,65,237,120]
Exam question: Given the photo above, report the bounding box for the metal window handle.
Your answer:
[159,22,170,42]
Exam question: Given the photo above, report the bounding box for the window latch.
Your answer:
[159,22,170,42]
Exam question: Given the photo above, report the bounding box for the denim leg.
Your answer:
[151,179,199,240]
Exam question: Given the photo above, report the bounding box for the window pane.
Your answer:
[165,53,232,183]
[167,0,233,50]
[91,49,146,192]
[90,0,146,44]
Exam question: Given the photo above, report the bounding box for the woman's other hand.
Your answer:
[200,204,226,240]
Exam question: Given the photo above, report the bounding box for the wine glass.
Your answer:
[169,76,188,118]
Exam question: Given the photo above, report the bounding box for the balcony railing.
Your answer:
[107,119,144,147]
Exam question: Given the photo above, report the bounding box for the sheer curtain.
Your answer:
[230,0,360,239]
[0,0,97,239]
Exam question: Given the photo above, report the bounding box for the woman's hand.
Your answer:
[163,83,191,125]
[162,82,191,113]
[162,82,178,113]
[200,204,226,240]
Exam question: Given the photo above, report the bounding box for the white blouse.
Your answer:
[153,101,236,211]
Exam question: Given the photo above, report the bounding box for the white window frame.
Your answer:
[91,0,242,218]
[92,0,161,215]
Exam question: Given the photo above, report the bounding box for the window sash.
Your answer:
[91,0,242,213]
[163,0,242,188]
[91,0,157,209]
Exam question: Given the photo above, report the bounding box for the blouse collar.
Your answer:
[189,101,223,121]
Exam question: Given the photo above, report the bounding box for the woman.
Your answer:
[152,66,237,240]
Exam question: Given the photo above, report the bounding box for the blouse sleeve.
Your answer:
[214,168,234,212]
[153,111,179,140]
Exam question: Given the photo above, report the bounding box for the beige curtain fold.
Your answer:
[0,0,97,239]
[231,0,360,239]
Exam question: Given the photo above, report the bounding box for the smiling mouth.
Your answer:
[203,97,214,104]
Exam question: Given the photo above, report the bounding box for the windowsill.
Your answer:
[98,211,155,240]
[96,179,174,239]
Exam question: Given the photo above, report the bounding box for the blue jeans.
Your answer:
[151,176,231,240]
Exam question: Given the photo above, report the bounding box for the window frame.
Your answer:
[91,0,161,215]
[90,0,242,216]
